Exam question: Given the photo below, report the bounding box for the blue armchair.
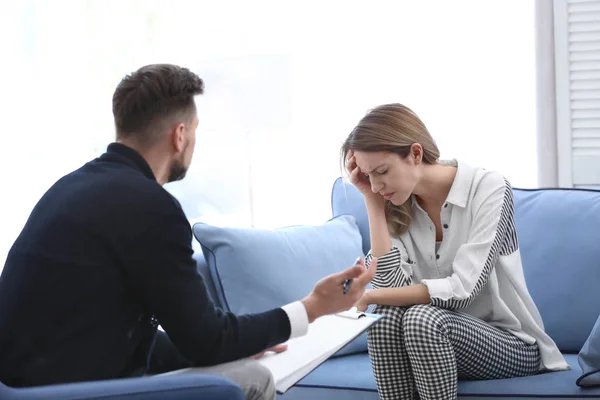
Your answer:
[0,374,245,400]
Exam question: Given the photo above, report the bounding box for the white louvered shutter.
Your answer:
[554,0,600,187]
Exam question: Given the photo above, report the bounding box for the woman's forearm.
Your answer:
[365,284,431,308]
[366,197,392,257]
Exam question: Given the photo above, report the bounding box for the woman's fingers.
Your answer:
[349,164,362,185]
[345,155,357,175]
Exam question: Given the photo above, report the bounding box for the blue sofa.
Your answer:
[193,179,600,399]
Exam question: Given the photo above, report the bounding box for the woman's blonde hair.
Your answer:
[341,103,440,236]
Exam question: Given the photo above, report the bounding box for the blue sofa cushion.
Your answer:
[284,353,600,399]
[331,179,600,353]
[577,314,600,387]
[192,215,366,356]
[510,188,600,353]
[331,180,371,256]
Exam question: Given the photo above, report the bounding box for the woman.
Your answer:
[341,103,568,400]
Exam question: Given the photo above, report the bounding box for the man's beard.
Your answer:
[168,156,188,183]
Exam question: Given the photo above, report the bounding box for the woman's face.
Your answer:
[353,150,420,205]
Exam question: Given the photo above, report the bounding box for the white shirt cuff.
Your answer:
[422,278,453,301]
[281,301,309,340]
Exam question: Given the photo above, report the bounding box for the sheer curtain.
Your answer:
[0,0,536,267]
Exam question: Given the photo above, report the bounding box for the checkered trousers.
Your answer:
[367,304,540,400]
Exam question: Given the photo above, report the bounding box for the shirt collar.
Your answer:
[103,142,156,181]
[409,159,473,209]
[442,159,474,208]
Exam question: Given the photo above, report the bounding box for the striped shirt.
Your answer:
[366,159,568,372]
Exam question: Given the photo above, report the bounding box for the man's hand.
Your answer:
[301,257,378,323]
[252,343,288,360]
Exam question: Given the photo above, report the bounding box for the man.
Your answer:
[0,64,377,399]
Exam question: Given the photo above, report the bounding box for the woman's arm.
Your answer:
[358,243,415,311]
[363,285,431,309]
[366,196,393,257]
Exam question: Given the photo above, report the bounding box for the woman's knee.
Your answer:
[402,304,447,340]
[372,305,407,328]
[368,305,407,343]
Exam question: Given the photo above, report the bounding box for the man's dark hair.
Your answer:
[112,64,204,145]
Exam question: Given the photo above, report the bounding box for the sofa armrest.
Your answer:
[3,374,245,400]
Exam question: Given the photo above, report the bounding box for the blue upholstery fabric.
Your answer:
[0,374,245,400]
[578,314,600,387]
[331,179,600,353]
[193,215,363,314]
[330,179,371,256]
[511,188,600,352]
[278,353,600,399]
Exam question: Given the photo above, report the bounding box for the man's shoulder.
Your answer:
[49,160,183,218]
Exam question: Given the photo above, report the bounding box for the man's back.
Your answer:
[0,143,184,386]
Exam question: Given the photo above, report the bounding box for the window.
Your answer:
[0,0,537,267]
[553,0,600,187]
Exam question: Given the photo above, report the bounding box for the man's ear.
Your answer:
[170,123,186,153]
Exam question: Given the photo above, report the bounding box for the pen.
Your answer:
[343,279,353,295]
[343,256,362,295]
